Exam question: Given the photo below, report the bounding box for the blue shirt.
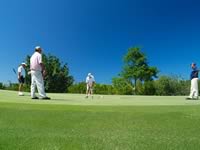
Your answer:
[190,68,199,80]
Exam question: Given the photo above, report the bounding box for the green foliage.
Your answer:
[0,83,5,89]
[25,54,74,93]
[156,76,173,95]
[111,75,190,96]
[68,82,86,94]
[68,82,116,95]
[136,80,144,95]
[24,55,31,85]
[143,81,156,95]
[112,77,134,95]
[154,75,190,96]
[121,47,158,93]
[3,83,30,92]
[68,75,192,96]
[4,83,18,91]
[94,84,116,95]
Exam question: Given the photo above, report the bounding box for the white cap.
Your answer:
[21,62,27,66]
[35,46,41,50]
[88,73,92,76]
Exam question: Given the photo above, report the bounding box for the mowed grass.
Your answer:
[1,90,200,150]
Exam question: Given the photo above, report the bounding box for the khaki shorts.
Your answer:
[87,84,93,91]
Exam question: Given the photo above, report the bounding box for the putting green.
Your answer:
[0,90,199,106]
[1,90,200,150]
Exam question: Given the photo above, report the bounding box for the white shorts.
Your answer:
[87,84,93,91]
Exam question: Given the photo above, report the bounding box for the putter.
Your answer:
[13,68,17,75]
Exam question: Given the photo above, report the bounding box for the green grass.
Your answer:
[0,90,200,150]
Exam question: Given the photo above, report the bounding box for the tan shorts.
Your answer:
[87,84,93,91]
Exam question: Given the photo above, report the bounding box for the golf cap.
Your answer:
[21,62,27,66]
[35,46,41,50]
[88,73,92,76]
[191,62,196,65]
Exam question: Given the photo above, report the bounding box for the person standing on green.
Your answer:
[186,63,199,100]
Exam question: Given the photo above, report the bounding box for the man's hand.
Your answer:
[28,71,31,75]
[42,70,47,79]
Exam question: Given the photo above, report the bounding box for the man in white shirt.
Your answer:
[30,46,50,100]
[85,73,95,98]
[18,62,27,96]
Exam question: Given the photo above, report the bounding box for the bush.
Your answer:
[94,84,116,95]
[154,75,190,96]
[143,81,156,95]
[112,77,134,95]
[0,82,5,89]
[68,82,86,94]
[68,82,116,95]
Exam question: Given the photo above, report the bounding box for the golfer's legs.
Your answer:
[193,78,198,97]
[90,87,93,95]
[86,85,89,95]
[19,84,22,92]
[31,72,36,98]
[189,78,198,98]
[35,72,46,97]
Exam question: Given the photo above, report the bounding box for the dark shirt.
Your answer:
[190,68,199,80]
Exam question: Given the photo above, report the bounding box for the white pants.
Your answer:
[86,84,93,95]
[31,70,46,98]
[189,78,198,98]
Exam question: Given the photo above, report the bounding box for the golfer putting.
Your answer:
[85,73,95,98]
[17,62,27,96]
[186,63,199,100]
[30,46,50,100]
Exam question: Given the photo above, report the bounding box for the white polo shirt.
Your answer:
[30,52,42,71]
[86,75,95,86]
[18,65,25,77]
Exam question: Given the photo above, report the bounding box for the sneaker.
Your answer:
[186,97,192,100]
[42,97,51,100]
[32,97,39,99]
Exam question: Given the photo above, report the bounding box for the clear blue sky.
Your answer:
[0,0,200,84]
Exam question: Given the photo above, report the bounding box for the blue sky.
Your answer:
[0,0,200,84]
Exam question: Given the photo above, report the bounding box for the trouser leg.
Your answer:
[189,78,198,98]
[31,71,36,98]
[34,71,46,98]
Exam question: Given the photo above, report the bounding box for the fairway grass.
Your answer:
[1,90,200,150]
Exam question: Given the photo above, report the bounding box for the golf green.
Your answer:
[0,90,200,150]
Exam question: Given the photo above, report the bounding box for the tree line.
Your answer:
[0,47,194,96]
[68,76,192,96]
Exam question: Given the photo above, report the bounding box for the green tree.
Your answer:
[112,77,134,95]
[155,75,190,96]
[94,84,116,95]
[0,82,5,89]
[68,82,86,94]
[121,47,158,94]
[25,54,74,93]
[136,80,144,95]
[68,82,116,95]
[24,55,31,85]
[143,81,156,95]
